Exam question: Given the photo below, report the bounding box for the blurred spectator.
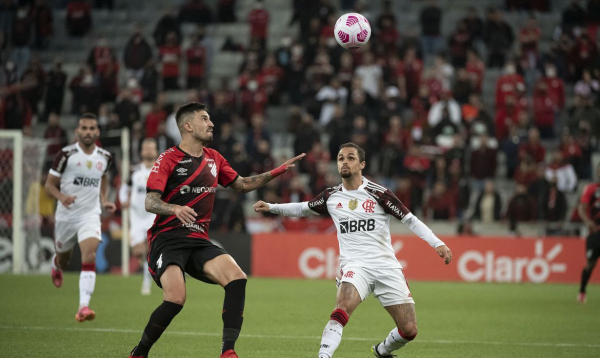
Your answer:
[179,0,213,25]
[545,151,578,193]
[379,116,405,178]
[495,61,525,109]
[26,169,55,224]
[470,133,498,188]
[210,91,234,134]
[395,47,423,102]
[472,180,502,223]
[568,95,600,139]
[212,122,236,160]
[350,115,374,164]
[290,0,320,38]
[250,139,275,174]
[186,32,207,89]
[518,16,541,68]
[44,113,68,157]
[159,32,181,90]
[532,81,557,138]
[248,0,269,49]
[130,121,144,164]
[43,58,66,120]
[229,142,252,177]
[538,63,565,110]
[513,158,537,187]
[452,68,475,105]
[494,96,522,142]
[307,51,334,90]
[294,113,320,157]
[431,54,454,91]
[70,65,100,115]
[428,156,448,186]
[115,89,140,130]
[99,58,119,103]
[20,57,46,116]
[502,126,521,178]
[420,0,443,58]
[240,75,268,118]
[124,28,154,81]
[154,120,176,154]
[562,0,586,36]
[377,0,396,30]
[10,6,31,76]
[402,145,430,209]
[465,50,485,93]
[447,21,472,68]
[259,53,284,104]
[153,7,181,47]
[462,6,483,42]
[246,113,271,158]
[574,69,599,98]
[377,14,400,53]
[379,86,404,128]
[483,8,514,68]
[424,181,456,220]
[519,127,545,164]
[32,0,53,50]
[506,184,537,235]
[87,36,115,74]
[394,178,413,212]
[462,93,493,136]
[217,0,237,23]
[140,60,159,102]
[569,34,598,80]
[1,94,32,129]
[95,0,114,10]
[316,78,348,126]
[428,90,461,128]
[145,101,167,138]
[0,0,16,36]
[303,142,330,176]
[326,105,352,159]
[66,0,92,37]
[448,159,470,217]
[541,176,567,235]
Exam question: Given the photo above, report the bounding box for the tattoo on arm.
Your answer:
[231,172,274,193]
[145,192,177,215]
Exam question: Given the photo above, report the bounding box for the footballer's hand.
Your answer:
[586,221,599,233]
[436,245,452,265]
[103,201,117,213]
[253,201,270,213]
[281,153,306,171]
[174,205,197,224]
[60,195,77,208]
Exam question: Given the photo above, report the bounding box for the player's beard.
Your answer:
[340,167,352,178]
[194,131,213,145]
[80,135,96,146]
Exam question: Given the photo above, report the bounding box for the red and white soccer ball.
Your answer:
[334,13,371,49]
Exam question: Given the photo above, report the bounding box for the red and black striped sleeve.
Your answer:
[216,150,239,187]
[146,153,174,195]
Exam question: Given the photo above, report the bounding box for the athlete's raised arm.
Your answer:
[229,153,305,193]
[254,200,316,217]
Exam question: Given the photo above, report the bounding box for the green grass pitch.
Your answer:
[0,274,599,357]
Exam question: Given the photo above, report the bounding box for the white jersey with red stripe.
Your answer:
[49,142,113,222]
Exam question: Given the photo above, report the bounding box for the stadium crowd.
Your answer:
[1,0,600,236]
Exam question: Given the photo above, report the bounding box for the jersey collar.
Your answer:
[76,142,98,156]
[341,176,368,192]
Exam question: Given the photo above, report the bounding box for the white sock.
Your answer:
[319,320,344,358]
[52,254,60,270]
[79,270,96,308]
[378,328,413,355]
[142,261,151,288]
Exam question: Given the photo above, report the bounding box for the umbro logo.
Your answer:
[176,167,188,176]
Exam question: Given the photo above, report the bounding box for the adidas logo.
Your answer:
[336,203,343,209]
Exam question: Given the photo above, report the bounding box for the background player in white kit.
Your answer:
[45,113,116,322]
[254,142,452,358]
[119,138,158,295]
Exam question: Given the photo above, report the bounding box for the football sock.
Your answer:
[52,254,60,270]
[318,309,349,358]
[133,301,183,356]
[221,279,247,353]
[79,263,96,308]
[377,327,416,355]
[580,267,592,293]
[142,261,152,288]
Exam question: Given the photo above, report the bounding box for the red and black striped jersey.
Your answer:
[580,183,600,224]
[146,145,238,244]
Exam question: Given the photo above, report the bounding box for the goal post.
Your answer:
[0,130,48,274]
[121,127,130,277]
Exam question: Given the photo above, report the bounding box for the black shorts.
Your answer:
[148,236,228,288]
[586,231,600,261]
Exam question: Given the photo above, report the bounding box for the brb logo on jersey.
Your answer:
[339,218,376,233]
[362,199,376,213]
[73,177,100,187]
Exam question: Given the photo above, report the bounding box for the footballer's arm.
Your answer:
[230,153,306,193]
[145,192,197,224]
[45,173,76,208]
[100,174,117,213]
[253,201,317,217]
[400,213,452,264]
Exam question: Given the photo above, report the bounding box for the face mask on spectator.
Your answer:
[17,9,27,18]
[247,80,258,91]
[5,61,15,71]
[546,67,556,77]
[83,74,94,85]
[505,64,516,74]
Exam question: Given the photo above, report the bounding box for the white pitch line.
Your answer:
[0,325,599,349]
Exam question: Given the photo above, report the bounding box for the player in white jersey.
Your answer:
[254,142,452,358]
[45,113,116,322]
[119,138,158,295]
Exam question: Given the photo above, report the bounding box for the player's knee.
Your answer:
[82,251,96,264]
[57,256,70,269]
[399,323,418,340]
[165,292,186,306]
[231,270,247,281]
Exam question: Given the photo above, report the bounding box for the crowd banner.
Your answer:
[251,234,599,284]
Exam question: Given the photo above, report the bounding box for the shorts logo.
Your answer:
[348,199,358,210]
[344,270,354,278]
[157,254,163,269]
[208,163,217,177]
[362,199,376,213]
[176,167,188,176]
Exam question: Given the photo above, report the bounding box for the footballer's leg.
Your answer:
[579,257,598,303]
[372,304,418,357]
[132,242,151,295]
[318,282,363,358]
[76,236,100,322]
[51,250,72,288]
[130,265,186,358]
[203,254,247,357]
[52,220,78,288]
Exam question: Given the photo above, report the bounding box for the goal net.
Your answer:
[0,131,50,273]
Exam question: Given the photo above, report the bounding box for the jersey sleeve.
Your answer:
[147,158,172,195]
[307,190,330,216]
[49,150,69,177]
[381,189,411,222]
[581,184,596,204]
[217,152,239,187]
[105,152,114,174]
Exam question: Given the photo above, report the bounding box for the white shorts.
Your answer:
[130,225,149,247]
[54,219,102,253]
[340,267,415,307]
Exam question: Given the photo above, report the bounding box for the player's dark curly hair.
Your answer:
[175,102,209,128]
[339,142,366,162]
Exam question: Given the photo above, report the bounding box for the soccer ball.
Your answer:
[334,13,371,49]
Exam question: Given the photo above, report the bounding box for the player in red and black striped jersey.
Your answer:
[128,103,305,358]
[577,165,600,303]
